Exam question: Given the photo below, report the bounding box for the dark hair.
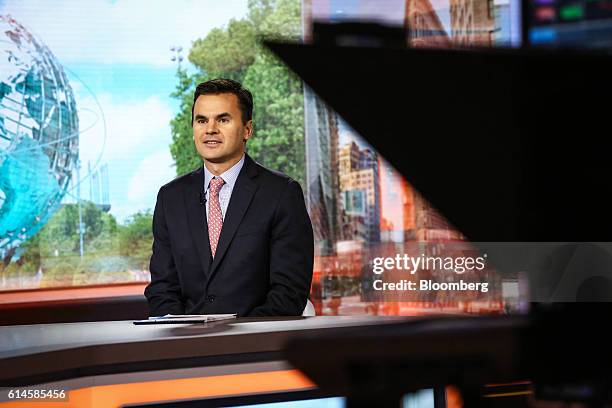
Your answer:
[191,78,253,124]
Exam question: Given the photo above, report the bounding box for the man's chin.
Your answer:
[198,151,226,163]
[202,156,226,164]
[200,150,244,165]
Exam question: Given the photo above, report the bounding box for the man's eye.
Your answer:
[219,118,229,123]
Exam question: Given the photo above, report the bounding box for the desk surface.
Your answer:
[0,316,410,386]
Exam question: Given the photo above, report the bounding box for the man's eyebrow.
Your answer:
[194,113,232,120]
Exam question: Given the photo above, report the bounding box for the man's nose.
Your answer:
[205,121,219,134]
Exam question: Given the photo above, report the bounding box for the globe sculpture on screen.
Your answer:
[0,15,79,258]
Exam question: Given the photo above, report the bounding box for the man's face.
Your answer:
[192,93,252,166]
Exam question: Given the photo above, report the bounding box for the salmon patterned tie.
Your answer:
[208,177,225,257]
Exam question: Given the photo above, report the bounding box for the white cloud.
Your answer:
[0,0,249,66]
[77,92,173,169]
[89,148,175,224]
[126,149,175,209]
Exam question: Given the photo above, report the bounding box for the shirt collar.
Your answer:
[203,154,245,192]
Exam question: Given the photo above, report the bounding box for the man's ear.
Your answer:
[244,120,253,142]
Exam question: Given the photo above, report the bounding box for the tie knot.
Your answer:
[209,177,225,195]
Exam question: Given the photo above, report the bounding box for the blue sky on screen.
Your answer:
[0,0,248,223]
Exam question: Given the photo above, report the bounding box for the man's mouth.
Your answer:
[204,140,222,145]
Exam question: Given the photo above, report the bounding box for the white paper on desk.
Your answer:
[147,314,237,322]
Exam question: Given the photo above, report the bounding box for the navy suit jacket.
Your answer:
[144,154,314,316]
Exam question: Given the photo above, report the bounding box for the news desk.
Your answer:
[0,316,407,407]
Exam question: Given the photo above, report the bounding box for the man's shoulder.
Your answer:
[158,167,201,195]
[252,159,301,191]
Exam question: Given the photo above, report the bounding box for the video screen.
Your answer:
[0,0,534,317]
[526,0,612,48]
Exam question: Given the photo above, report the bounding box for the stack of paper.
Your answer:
[133,314,237,325]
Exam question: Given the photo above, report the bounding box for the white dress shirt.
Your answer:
[203,154,245,220]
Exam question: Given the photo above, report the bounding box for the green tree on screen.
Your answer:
[118,211,154,269]
[170,68,202,175]
[36,202,118,256]
[189,19,258,79]
[3,202,153,279]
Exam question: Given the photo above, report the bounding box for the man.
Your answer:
[144,78,314,316]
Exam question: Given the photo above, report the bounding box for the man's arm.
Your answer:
[144,186,185,316]
[248,179,314,316]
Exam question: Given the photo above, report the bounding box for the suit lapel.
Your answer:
[184,167,213,276]
[206,155,259,286]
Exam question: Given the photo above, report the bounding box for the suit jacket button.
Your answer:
[208,295,216,302]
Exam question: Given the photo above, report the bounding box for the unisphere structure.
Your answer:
[0,15,79,256]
